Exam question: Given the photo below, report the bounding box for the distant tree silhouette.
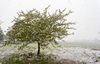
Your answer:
[0,27,4,42]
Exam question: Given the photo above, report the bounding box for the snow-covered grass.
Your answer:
[46,47,100,64]
[0,43,100,64]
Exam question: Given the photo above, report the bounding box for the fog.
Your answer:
[0,0,100,41]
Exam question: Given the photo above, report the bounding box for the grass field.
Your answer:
[0,41,100,50]
[58,41,100,49]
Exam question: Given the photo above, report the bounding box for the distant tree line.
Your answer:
[0,26,4,42]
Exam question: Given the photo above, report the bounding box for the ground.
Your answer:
[0,43,100,64]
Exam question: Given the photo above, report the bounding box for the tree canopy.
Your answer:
[7,6,75,55]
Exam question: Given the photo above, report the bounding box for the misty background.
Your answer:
[0,0,100,42]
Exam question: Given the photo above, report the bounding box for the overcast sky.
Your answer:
[0,0,100,41]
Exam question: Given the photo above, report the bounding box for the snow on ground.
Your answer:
[46,47,100,64]
[0,47,100,64]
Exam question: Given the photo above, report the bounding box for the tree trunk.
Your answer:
[13,34,15,43]
[37,41,40,55]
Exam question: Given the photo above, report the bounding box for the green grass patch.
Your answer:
[58,41,100,49]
